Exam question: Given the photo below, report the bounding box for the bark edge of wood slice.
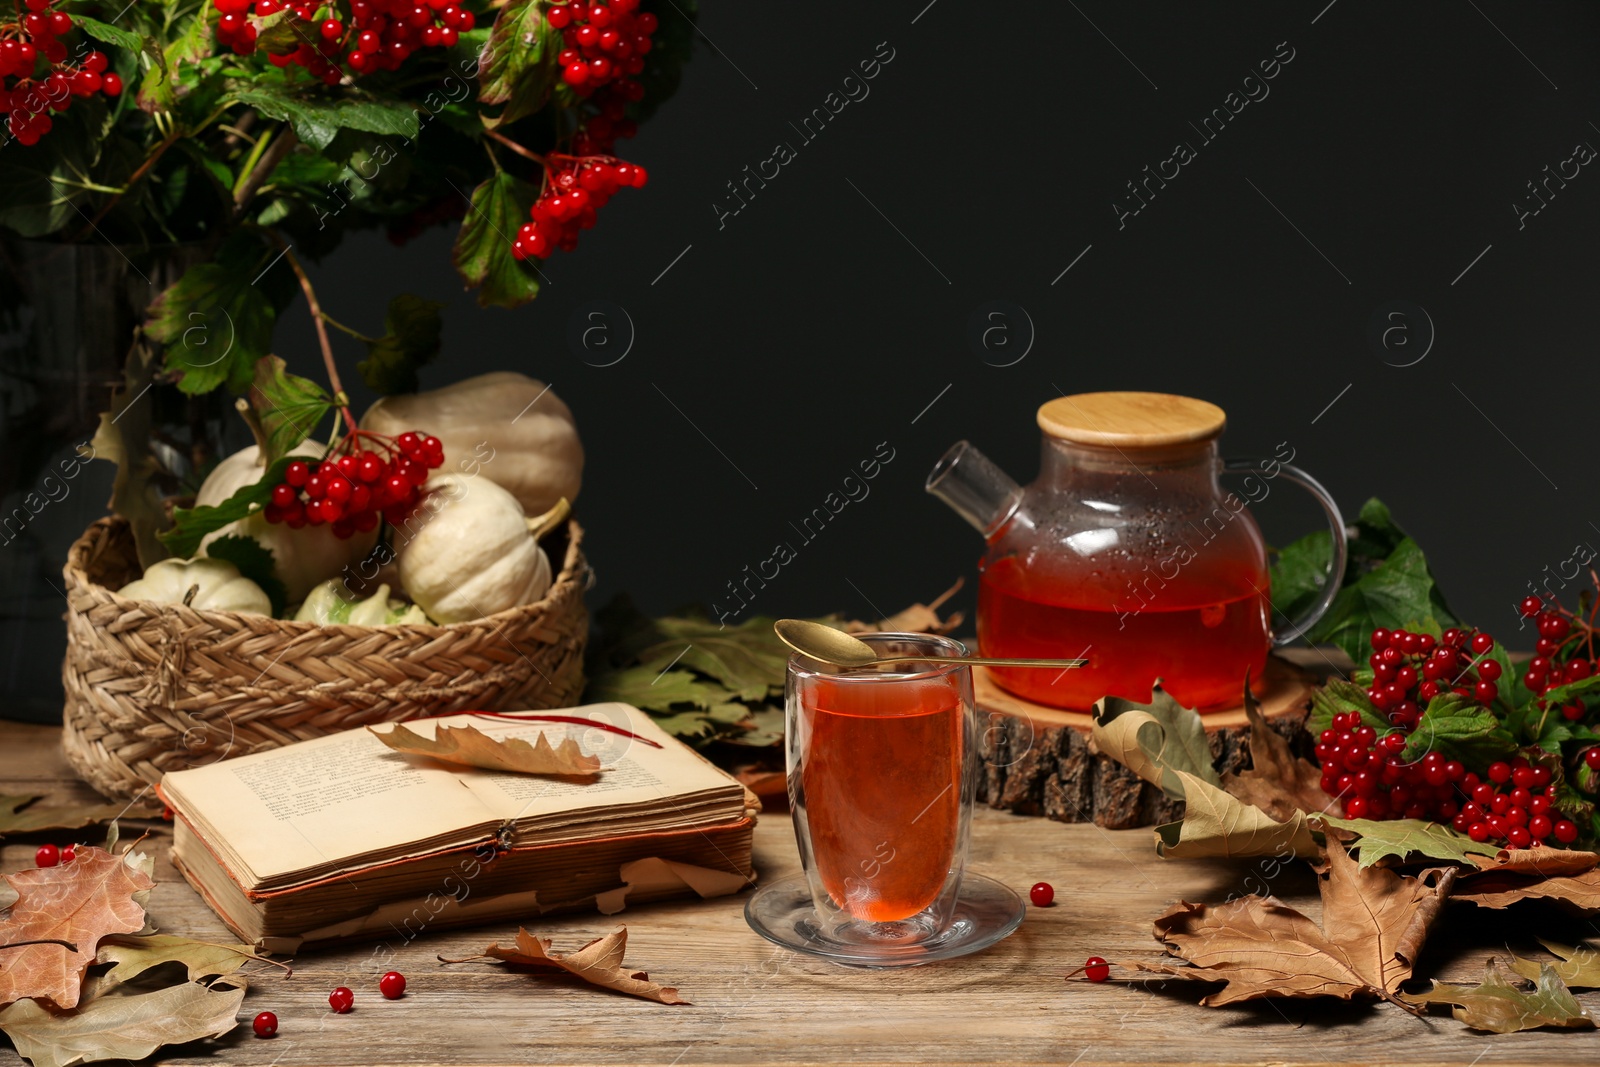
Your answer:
[975,653,1321,830]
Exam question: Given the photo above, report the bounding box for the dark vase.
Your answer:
[0,238,214,723]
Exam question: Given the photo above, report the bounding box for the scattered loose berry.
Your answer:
[34,844,59,868]
[1084,957,1110,982]
[1029,882,1054,907]
[379,971,406,999]
[60,844,76,863]
[329,986,353,1013]
[252,1011,278,1038]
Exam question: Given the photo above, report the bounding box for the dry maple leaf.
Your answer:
[1128,841,1454,1008]
[454,925,689,1005]
[0,976,246,1067]
[1455,849,1600,915]
[0,848,154,1010]
[370,722,601,777]
[1218,685,1331,822]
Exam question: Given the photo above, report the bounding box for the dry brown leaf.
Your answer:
[1154,772,1321,860]
[0,848,154,1010]
[1509,940,1600,989]
[370,722,601,778]
[841,578,964,635]
[1401,958,1594,1034]
[1219,686,1330,822]
[0,975,246,1067]
[1128,841,1454,1006]
[471,926,689,1005]
[1092,686,1220,802]
[95,935,264,986]
[1455,849,1600,915]
[0,796,126,840]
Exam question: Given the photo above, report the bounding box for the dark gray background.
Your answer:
[5,0,1600,720]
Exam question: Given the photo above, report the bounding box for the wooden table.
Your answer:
[2,720,1596,1066]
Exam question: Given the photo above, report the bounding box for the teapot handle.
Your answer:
[1221,458,1347,647]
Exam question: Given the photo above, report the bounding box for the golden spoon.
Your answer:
[774,619,1089,671]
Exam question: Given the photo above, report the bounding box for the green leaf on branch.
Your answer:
[452,172,541,309]
[73,15,151,55]
[158,456,292,559]
[146,233,278,395]
[253,8,318,55]
[1317,816,1502,868]
[226,86,419,151]
[584,664,733,713]
[1400,958,1594,1034]
[204,535,287,617]
[0,105,100,236]
[634,614,794,703]
[1400,694,1518,768]
[358,295,444,395]
[248,355,332,463]
[477,0,559,128]
[1307,678,1390,737]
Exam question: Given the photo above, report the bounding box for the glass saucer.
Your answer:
[744,872,1025,969]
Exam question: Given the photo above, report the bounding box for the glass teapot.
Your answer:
[926,392,1346,712]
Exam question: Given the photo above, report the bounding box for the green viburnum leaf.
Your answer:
[1400,693,1518,768]
[1317,816,1502,868]
[451,172,541,308]
[158,456,292,559]
[0,104,100,236]
[145,234,278,395]
[635,614,794,703]
[138,10,214,111]
[358,294,444,395]
[226,87,418,152]
[72,15,148,55]
[584,664,734,714]
[652,702,754,743]
[248,355,331,463]
[204,535,287,617]
[1092,683,1220,802]
[1307,678,1390,737]
[1401,958,1594,1034]
[253,8,318,55]
[477,0,559,128]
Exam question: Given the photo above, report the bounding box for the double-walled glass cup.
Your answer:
[785,633,975,946]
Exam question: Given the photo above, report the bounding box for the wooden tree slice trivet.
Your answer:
[974,651,1326,830]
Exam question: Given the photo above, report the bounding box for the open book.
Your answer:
[158,705,759,950]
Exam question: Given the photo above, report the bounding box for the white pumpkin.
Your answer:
[394,473,552,624]
[294,579,430,627]
[119,557,272,615]
[196,442,378,602]
[360,372,582,516]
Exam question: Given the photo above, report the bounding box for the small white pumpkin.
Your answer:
[395,473,553,624]
[119,557,272,615]
[294,579,430,627]
[195,442,378,602]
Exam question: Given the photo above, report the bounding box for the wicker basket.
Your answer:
[61,515,590,808]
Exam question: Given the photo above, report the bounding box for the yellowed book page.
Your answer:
[161,727,499,885]
[410,704,742,821]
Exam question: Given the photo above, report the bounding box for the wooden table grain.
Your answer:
[2,719,1596,1067]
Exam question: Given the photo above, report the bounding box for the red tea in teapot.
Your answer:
[978,554,1270,711]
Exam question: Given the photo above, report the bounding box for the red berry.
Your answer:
[1487,761,1511,785]
[547,3,572,28]
[1507,826,1532,849]
[1521,595,1543,618]
[329,986,353,1013]
[380,971,406,999]
[326,477,353,505]
[1470,633,1494,656]
[285,461,310,487]
[1530,814,1553,841]
[1084,957,1110,982]
[321,17,343,38]
[1467,820,1491,842]
[1587,748,1600,770]
[357,453,384,482]
[253,1012,278,1038]
[60,844,76,863]
[34,844,59,867]
[271,484,297,508]
[397,431,421,455]
[563,60,590,84]
[1029,882,1054,907]
[1475,679,1499,703]
[1554,819,1580,844]
[1477,659,1502,682]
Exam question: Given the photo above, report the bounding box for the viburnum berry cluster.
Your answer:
[1317,710,1467,823]
[549,0,655,95]
[513,154,646,261]
[1455,756,1578,848]
[1517,594,1594,721]
[211,0,475,80]
[264,430,443,537]
[1363,625,1504,729]
[1,0,122,148]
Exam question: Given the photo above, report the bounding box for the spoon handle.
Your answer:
[872,656,1089,669]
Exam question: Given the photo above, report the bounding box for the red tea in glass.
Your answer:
[788,634,974,938]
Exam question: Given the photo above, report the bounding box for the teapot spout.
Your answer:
[925,441,1023,540]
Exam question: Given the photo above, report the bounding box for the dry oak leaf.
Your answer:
[370,722,601,777]
[95,935,264,986]
[1218,684,1330,822]
[1509,939,1600,989]
[0,976,246,1067]
[0,848,154,1010]
[1154,772,1321,860]
[1401,958,1594,1034]
[1454,848,1600,916]
[472,926,689,1005]
[0,796,126,839]
[1128,841,1454,1007]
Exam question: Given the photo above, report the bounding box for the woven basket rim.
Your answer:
[65,514,588,633]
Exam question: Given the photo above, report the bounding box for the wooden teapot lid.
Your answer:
[1037,392,1226,448]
